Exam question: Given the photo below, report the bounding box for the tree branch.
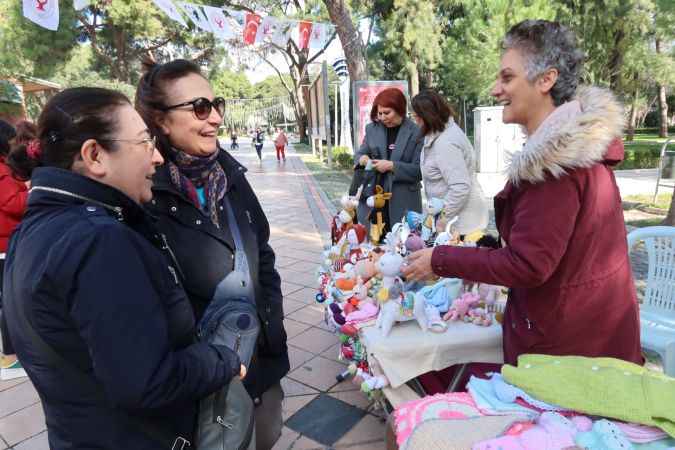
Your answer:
[76,13,116,70]
[307,30,337,64]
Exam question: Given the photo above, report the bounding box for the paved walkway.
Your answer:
[0,142,384,450]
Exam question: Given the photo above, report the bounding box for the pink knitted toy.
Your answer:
[444,292,480,321]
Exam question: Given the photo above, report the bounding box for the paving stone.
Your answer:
[285,304,326,327]
[271,426,300,450]
[334,414,386,447]
[0,403,46,447]
[282,298,307,316]
[287,356,347,392]
[283,319,312,340]
[13,431,48,450]
[282,394,318,422]
[281,281,305,297]
[281,377,320,397]
[0,378,28,394]
[288,328,338,355]
[328,389,373,411]
[287,346,316,372]
[0,382,40,419]
[286,288,320,305]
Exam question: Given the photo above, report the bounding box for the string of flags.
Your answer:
[22,0,335,50]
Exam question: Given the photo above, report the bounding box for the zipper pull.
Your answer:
[525,318,532,330]
[234,333,242,353]
[216,416,233,429]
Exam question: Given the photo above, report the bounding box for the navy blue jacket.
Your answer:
[146,148,289,400]
[3,168,240,450]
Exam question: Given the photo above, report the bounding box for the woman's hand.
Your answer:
[239,364,247,380]
[359,155,370,166]
[401,248,436,281]
[372,159,394,173]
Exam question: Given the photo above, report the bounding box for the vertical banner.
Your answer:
[152,0,187,27]
[178,2,212,32]
[23,0,60,31]
[309,22,330,49]
[202,6,233,39]
[353,80,408,148]
[271,19,292,46]
[243,12,261,45]
[297,20,312,50]
[255,16,277,44]
[339,78,353,152]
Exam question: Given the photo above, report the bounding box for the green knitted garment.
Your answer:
[502,354,675,437]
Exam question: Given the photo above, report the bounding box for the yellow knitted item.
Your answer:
[502,354,675,437]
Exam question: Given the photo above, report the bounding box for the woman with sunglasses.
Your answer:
[3,87,244,449]
[136,59,289,450]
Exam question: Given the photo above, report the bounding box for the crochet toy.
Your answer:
[433,216,461,247]
[421,197,444,242]
[366,185,392,243]
[466,306,493,326]
[331,187,362,244]
[415,277,463,313]
[349,365,389,393]
[375,251,428,336]
[346,224,368,263]
[405,233,426,253]
[443,292,480,321]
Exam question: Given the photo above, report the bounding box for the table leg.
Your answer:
[447,363,469,392]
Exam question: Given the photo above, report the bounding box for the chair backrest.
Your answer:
[627,226,675,315]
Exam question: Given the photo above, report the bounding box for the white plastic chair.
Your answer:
[627,226,675,375]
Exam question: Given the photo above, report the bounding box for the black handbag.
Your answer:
[349,166,378,198]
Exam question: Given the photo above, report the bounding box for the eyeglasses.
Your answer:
[161,97,226,120]
[99,136,157,153]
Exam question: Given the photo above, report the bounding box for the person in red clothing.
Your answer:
[274,128,288,162]
[403,20,642,366]
[0,119,29,380]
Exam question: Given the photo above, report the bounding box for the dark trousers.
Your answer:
[0,257,14,355]
[255,144,263,161]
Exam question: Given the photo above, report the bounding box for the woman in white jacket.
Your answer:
[411,90,488,236]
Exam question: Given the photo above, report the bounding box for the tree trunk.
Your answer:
[656,38,669,138]
[608,25,625,92]
[664,185,675,226]
[323,0,368,81]
[627,76,639,141]
[408,58,420,97]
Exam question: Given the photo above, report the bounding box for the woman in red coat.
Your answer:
[403,20,642,366]
[0,120,30,380]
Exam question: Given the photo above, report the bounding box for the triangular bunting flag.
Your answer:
[297,21,312,50]
[73,0,90,10]
[271,19,292,47]
[23,0,59,31]
[202,6,233,40]
[255,16,277,44]
[177,2,212,32]
[243,12,261,45]
[152,0,187,27]
[309,22,331,49]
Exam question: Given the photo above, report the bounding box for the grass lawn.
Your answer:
[623,192,673,211]
[625,217,665,228]
[292,142,352,210]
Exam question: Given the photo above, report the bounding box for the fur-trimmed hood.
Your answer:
[507,86,625,185]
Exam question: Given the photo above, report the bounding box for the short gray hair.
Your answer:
[502,20,584,106]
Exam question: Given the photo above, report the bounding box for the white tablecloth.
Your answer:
[359,320,503,389]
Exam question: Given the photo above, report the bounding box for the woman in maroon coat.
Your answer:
[403,20,642,365]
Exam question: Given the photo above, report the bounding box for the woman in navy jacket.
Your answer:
[3,87,242,449]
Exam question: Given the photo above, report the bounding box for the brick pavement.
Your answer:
[0,141,385,450]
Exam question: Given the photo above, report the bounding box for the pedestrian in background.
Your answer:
[0,119,28,381]
[274,128,287,162]
[254,127,264,161]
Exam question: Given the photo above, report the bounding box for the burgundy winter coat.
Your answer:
[430,87,642,365]
[0,157,28,252]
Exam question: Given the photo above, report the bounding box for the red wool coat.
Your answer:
[431,87,642,365]
[0,159,28,252]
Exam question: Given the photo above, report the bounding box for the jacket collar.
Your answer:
[376,117,416,161]
[507,86,625,186]
[152,145,247,197]
[423,118,455,149]
[28,167,147,224]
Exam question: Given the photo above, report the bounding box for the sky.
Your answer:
[243,19,371,84]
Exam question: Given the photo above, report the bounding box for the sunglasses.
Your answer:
[161,97,226,120]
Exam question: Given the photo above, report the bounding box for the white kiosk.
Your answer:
[473,106,526,173]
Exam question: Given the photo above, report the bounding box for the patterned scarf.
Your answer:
[166,147,227,227]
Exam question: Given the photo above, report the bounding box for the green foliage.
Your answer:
[615,144,662,169]
[251,75,294,99]
[210,70,253,99]
[331,146,354,169]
